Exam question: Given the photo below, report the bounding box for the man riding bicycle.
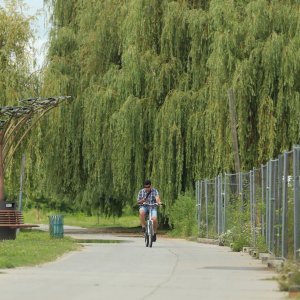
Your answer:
[137,179,161,242]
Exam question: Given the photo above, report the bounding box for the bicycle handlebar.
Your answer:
[138,202,164,207]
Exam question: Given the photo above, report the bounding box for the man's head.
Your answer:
[144,179,151,191]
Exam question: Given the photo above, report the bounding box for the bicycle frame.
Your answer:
[143,203,157,248]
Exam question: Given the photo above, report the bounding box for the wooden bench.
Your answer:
[0,210,39,229]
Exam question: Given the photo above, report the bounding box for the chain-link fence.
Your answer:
[196,145,300,260]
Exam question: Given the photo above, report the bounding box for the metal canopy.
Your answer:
[0,95,72,201]
[0,96,71,129]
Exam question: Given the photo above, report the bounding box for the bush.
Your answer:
[217,217,251,251]
[218,230,233,246]
[255,231,268,253]
[278,261,300,291]
[168,194,198,238]
[230,223,251,252]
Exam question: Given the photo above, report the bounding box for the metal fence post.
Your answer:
[250,170,254,243]
[250,169,257,247]
[223,174,227,232]
[261,164,265,238]
[270,160,277,255]
[293,145,300,260]
[218,175,221,235]
[253,168,257,247]
[196,180,201,233]
[220,174,225,233]
[266,161,270,252]
[274,154,283,257]
[205,179,209,238]
[214,177,218,235]
[277,154,283,257]
[239,172,243,205]
[282,151,288,258]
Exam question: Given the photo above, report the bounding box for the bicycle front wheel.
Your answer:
[149,233,153,247]
[145,232,149,247]
[145,226,149,247]
[149,221,153,248]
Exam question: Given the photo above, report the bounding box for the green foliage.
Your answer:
[255,233,268,253]
[3,0,300,222]
[222,199,266,252]
[168,194,198,237]
[0,1,36,102]
[218,230,233,246]
[278,261,300,291]
[230,223,251,252]
[225,196,252,251]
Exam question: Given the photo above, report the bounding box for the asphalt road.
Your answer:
[0,232,287,300]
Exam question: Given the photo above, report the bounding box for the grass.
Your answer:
[0,230,80,269]
[23,208,140,228]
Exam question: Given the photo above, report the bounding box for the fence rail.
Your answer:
[196,145,300,260]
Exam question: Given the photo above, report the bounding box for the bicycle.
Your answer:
[142,203,162,248]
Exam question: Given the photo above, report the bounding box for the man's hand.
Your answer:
[156,196,161,206]
[138,198,145,205]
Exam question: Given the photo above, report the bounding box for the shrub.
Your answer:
[168,194,198,238]
[230,223,251,252]
[218,230,233,246]
[278,261,300,291]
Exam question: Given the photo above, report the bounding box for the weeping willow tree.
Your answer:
[19,0,300,220]
[233,0,300,165]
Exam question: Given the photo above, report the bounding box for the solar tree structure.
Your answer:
[0,96,71,203]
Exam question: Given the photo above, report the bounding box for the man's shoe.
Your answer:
[153,233,157,242]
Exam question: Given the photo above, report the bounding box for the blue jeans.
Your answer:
[139,206,158,218]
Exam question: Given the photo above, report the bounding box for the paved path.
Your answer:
[0,232,287,300]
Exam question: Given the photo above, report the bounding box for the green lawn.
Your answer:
[23,209,140,228]
[0,230,80,269]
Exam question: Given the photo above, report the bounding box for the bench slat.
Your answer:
[0,210,39,228]
[0,224,39,228]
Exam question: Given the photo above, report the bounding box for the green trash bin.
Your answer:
[49,215,64,238]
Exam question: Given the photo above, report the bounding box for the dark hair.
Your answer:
[144,179,151,186]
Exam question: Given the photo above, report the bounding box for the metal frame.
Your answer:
[196,145,300,260]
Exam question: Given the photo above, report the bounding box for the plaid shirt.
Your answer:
[137,188,159,204]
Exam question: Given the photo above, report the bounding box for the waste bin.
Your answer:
[48,215,64,238]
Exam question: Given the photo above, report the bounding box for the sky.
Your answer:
[0,0,49,69]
